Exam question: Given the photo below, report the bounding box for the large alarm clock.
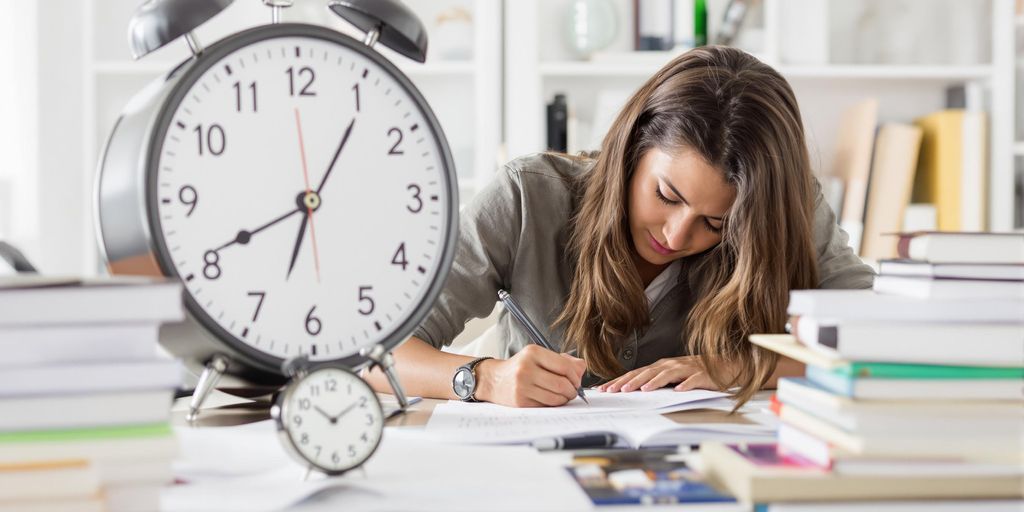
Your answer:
[95,0,457,418]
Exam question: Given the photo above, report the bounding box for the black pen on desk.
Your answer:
[531,433,617,451]
[497,289,589,404]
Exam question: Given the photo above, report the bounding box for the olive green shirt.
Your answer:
[413,153,875,380]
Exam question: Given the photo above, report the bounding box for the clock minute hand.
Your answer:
[314,118,355,195]
[331,402,359,423]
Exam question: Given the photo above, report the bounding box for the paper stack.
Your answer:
[702,232,1024,509]
[0,276,184,512]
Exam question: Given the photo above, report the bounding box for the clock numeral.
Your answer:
[391,243,408,270]
[305,305,322,336]
[406,184,423,214]
[314,445,322,459]
[300,433,309,445]
[387,127,404,155]
[310,384,321,397]
[358,286,375,316]
[333,451,341,464]
[194,123,226,156]
[299,398,311,410]
[352,83,360,112]
[232,81,257,112]
[325,379,337,392]
[178,185,198,216]
[247,291,266,321]
[361,432,369,442]
[359,396,367,408]
[202,250,221,280]
[364,414,374,427]
[293,414,302,426]
[347,445,356,458]
[286,66,316,96]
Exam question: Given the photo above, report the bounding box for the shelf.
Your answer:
[538,60,994,81]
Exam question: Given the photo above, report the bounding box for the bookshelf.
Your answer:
[505,0,1019,232]
[77,0,501,275]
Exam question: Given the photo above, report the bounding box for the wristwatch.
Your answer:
[452,356,493,402]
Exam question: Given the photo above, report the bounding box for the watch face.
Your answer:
[277,367,383,474]
[149,26,456,370]
[452,366,475,400]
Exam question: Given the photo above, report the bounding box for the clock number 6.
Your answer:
[358,286,375,315]
[305,306,322,336]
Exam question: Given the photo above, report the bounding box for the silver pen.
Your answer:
[497,289,589,404]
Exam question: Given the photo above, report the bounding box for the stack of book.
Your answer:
[701,231,1024,510]
[0,276,184,512]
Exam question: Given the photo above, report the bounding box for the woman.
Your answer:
[365,46,874,408]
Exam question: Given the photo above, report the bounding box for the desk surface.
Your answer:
[171,391,759,429]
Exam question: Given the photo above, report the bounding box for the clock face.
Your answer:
[278,367,383,473]
[150,30,454,367]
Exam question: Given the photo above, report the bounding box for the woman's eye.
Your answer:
[704,219,723,234]
[654,188,676,205]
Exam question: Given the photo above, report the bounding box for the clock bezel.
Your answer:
[143,23,459,375]
[271,365,384,475]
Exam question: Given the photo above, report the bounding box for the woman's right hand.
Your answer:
[474,345,587,407]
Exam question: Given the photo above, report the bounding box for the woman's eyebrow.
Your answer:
[659,175,725,221]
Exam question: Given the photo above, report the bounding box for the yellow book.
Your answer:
[912,109,964,231]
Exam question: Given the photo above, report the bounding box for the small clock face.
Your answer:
[150,29,454,368]
[278,367,383,473]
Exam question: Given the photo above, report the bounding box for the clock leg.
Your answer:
[362,344,409,411]
[186,354,229,422]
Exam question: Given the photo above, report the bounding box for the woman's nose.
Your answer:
[663,211,695,250]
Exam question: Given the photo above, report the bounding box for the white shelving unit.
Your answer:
[506,0,1019,232]
[79,0,502,275]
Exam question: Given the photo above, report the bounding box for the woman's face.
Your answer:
[628,147,736,267]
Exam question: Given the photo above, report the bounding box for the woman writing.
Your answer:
[366,46,874,407]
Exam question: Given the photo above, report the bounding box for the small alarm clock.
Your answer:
[95,0,457,420]
[271,357,384,475]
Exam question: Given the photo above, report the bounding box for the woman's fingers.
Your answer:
[675,371,712,392]
[640,367,691,391]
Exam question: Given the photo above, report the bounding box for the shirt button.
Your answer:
[622,348,634,360]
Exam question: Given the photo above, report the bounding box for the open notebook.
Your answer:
[422,389,775,448]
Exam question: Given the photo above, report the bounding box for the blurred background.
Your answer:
[0,0,1020,276]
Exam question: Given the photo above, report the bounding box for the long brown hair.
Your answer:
[555,46,819,406]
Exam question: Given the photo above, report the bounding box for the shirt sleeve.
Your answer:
[811,180,877,289]
[412,166,524,348]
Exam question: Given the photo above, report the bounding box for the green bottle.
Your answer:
[694,0,707,47]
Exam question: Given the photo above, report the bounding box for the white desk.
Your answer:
[165,391,767,511]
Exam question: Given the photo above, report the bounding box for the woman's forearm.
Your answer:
[362,336,477,400]
[763,355,805,389]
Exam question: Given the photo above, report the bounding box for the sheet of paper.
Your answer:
[163,420,592,512]
[441,388,730,417]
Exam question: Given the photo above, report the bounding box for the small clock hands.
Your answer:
[213,205,303,252]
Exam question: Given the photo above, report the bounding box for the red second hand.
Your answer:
[294,107,321,283]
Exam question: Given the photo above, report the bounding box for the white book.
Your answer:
[0,497,104,512]
[873,275,1024,300]
[794,317,1024,368]
[105,483,161,512]
[898,231,1024,264]
[0,323,162,368]
[0,277,183,326]
[879,260,1024,281]
[788,289,1024,323]
[0,460,99,501]
[0,360,182,397]
[0,429,177,464]
[95,457,173,486]
[0,391,173,431]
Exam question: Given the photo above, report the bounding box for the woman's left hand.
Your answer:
[596,356,722,393]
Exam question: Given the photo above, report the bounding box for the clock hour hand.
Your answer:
[314,118,355,195]
[314,405,334,423]
[285,214,309,280]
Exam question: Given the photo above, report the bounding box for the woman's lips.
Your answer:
[648,232,674,255]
